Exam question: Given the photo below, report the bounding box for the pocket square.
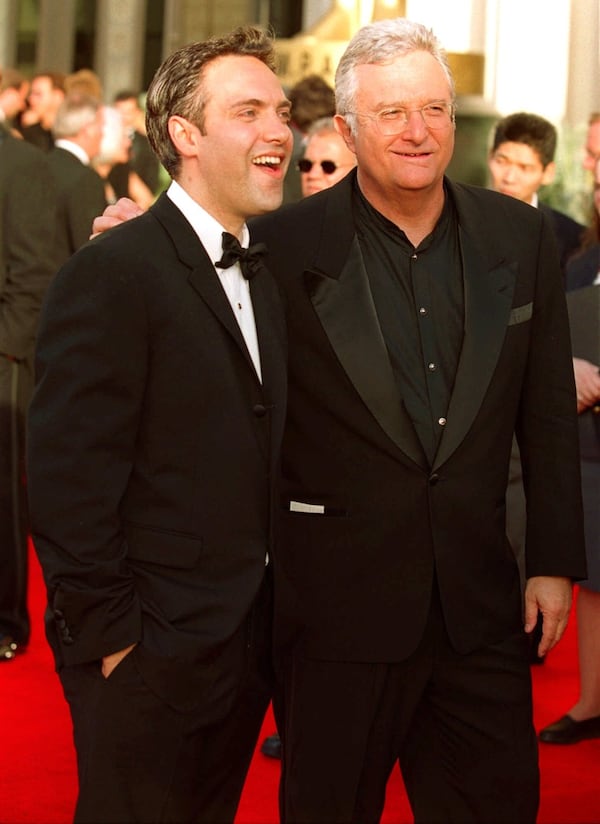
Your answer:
[508,302,533,326]
[289,500,325,514]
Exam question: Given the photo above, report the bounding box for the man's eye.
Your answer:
[380,109,403,121]
[239,109,257,119]
[279,110,292,123]
[424,104,445,116]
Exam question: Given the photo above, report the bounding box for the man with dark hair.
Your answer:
[489,111,584,273]
[19,71,65,151]
[27,27,290,823]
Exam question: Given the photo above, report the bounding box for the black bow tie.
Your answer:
[215,232,267,280]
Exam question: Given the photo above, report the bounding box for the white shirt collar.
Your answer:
[166,179,249,263]
[54,139,91,166]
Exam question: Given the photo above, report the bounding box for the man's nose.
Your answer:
[401,109,428,139]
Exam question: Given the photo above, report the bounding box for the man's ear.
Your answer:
[541,160,556,186]
[168,115,201,159]
[334,114,357,155]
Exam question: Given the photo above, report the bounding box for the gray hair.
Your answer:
[305,116,338,139]
[146,26,277,179]
[335,18,455,135]
[52,93,100,139]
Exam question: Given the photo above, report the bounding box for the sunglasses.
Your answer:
[297,159,339,174]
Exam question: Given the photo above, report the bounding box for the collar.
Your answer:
[166,179,250,265]
[54,139,90,165]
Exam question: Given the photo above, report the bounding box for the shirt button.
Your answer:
[428,362,437,372]
[438,417,447,426]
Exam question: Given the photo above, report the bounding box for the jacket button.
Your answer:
[429,473,439,485]
[253,404,267,417]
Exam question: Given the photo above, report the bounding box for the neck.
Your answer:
[358,175,445,247]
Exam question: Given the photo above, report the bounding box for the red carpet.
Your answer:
[1,545,599,823]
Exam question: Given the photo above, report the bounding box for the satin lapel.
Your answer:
[433,219,517,470]
[150,194,260,381]
[308,233,427,469]
[250,264,287,454]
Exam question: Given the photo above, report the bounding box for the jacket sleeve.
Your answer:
[27,238,148,666]
[0,140,58,360]
[517,210,586,580]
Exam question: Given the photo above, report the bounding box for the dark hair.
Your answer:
[146,26,277,178]
[288,74,335,132]
[491,112,557,168]
[33,71,66,92]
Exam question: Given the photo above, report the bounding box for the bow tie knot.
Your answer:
[215,232,267,280]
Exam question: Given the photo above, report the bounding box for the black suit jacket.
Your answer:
[27,194,287,707]
[539,202,584,275]
[251,172,585,662]
[47,146,107,265]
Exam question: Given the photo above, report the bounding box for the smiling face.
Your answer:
[338,50,454,215]
[173,55,292,233]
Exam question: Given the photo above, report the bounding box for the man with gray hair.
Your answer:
[251,17,585,823]
[48,93,106,265]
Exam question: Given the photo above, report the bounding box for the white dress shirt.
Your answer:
[167,180,262,382]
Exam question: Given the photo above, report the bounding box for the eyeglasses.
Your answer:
[348,102,455,136]
[297,159,339,174]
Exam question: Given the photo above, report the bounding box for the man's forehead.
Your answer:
[354,54,451,99]
[204,54,287,102]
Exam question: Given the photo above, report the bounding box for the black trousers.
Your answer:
[0,356,31,644]
[59,571,273,824]
[278,586,539,824]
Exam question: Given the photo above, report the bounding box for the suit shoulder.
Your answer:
[448,180,548,232]
[251,187,328,240]
[0,132,49,170]
[87,208,163,258]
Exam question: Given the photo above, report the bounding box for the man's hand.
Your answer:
[91,197,144,238]
[573,357,600,413]
[524,576,572,658]
[101,643,137,679]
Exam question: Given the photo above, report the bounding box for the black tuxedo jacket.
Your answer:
[251,172,585,662]
[28,194,287,700]
[47,146,107,266]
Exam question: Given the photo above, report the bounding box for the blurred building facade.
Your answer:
[1,0,598,204]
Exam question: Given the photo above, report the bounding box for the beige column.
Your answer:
[0,0,19,68]
[95,0,146,102]
[36,0,76,73]
[566,0,600,127]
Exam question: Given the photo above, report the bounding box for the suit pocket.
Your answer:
[124,522,203,569]
[507,302,533,326]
